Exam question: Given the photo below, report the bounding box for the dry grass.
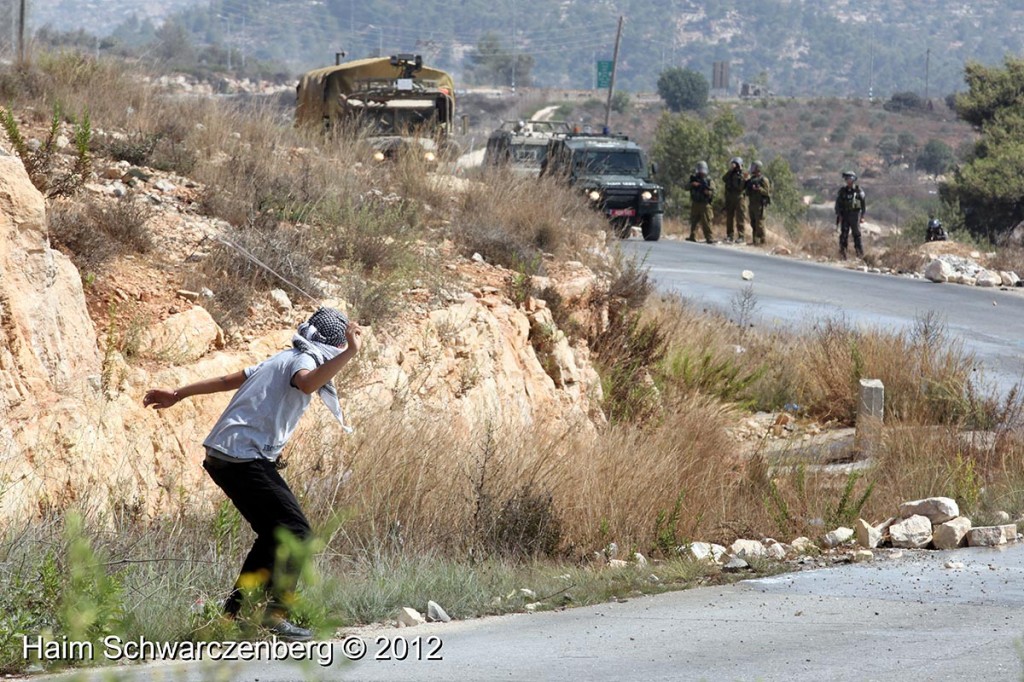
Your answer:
[452,169,609,270]
[784,219,839,259]
[987,243,1024,277]
[47,195,153,270]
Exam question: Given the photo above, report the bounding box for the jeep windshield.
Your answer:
[510,143,546,165]
[352,100,438,136]
[576,150,644,175]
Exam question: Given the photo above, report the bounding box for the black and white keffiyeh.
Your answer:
[293,307,354,433]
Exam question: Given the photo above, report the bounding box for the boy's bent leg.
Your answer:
[203,457,312,616]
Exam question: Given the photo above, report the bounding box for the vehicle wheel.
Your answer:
[641,213,662,241]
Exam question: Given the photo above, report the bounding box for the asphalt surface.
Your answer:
[621,238,1024,394]
[39,545,1024,681]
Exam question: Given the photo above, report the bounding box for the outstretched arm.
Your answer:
[143,371,247,410]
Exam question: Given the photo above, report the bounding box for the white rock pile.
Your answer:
[850,497,1018,551]
[923,254,1020,288]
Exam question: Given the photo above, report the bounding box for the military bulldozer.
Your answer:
[296,54,457,162]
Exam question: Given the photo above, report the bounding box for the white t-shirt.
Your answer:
[203,349,318,461]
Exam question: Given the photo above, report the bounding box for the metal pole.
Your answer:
[603,16,623,130]
[511,1,516,91]
[925,47,930,101]
[17,0,26,64]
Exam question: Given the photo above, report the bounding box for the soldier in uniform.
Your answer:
[744,160,772,246]
[687,161,715,244]
[722,157,747,243]
[834,170,866,259]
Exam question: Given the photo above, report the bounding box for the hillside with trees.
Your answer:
[21,0,1024,98]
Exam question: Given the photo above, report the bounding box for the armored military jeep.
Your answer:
[484,120,571,177]
[541,133,663,241]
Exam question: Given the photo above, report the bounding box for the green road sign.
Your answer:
[597,60,613,89]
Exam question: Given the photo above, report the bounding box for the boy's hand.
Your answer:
[143,388,179,409]
[347,323,363,354]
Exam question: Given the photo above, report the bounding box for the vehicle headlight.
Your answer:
[588,190,601,202]
[373,151,386,162]
[424,151,436,162]
[641,191,653,201]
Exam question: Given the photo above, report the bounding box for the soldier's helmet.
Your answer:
[842,170,858,181]
[730,156,743,167]
[750,160,764,172]
[695,161,709,174]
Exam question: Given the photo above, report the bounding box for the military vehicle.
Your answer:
[295,54,456,162]
[541,133,663,241]
[483,120,571,177]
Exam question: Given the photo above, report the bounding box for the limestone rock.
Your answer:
[426,600,451,623]
[396,607,425,627]
[924,259,954,283]
[791,537,816,554]
[823,527,854,548]
[993,511,1011,524]
[723,556,750,572]
[976,270,1002,287]
[967,526,1006,547]
[730,539,766,559]
[855,518,882,549]
[685,542,727,563]
[932,517,972,550]
[741,270,754,281]
[140,307,225,362]
[766,543,787,560]
[898,497,959,524]
[1000,524,1018,543]
[269,288,292,312]
[889,515,933,548]
[852,550,873,563]
[0,157,101,411]
[1000,271,1020,287]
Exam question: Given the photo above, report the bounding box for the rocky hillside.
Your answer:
[0,124,617,520]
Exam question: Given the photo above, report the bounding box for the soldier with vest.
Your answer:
[722,157,747,243]
[687,161,715,244]
[744,160,772,246]
[834,170,866,259]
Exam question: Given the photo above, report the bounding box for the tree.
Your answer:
[650,109,744,215]
[883,91,924,113]
[650,112,711,214]
[465,33,534,87]
[764,156,805,228]
[610,91,631,114]
[916,139,954,176]
[656,67,709,112]
[943,57,1024,240]
[153,20,195,64]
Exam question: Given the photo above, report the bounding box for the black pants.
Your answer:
[203,456,312,617]
[839,212,863,257]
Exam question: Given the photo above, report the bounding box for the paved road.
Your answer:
[43,545,1024,681]
[621,238,1024,394]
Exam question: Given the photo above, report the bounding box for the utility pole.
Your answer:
[510,0,517,93]
[603,15,623,130]
[17,0,26,65]
[924,47,930,102]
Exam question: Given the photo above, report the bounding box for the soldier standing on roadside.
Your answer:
[745,160,772,246]
[834,170,866,259]
[687,161,715,244]
[722,157,747,244]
